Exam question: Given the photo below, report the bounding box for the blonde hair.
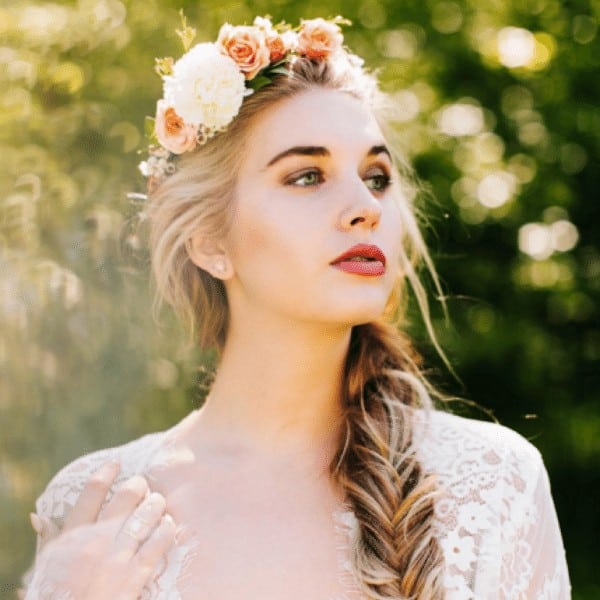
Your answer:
[147,56,445,598]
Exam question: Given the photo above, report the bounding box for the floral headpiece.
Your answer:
[139,13,352,189]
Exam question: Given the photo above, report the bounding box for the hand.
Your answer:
[28,460,177,600]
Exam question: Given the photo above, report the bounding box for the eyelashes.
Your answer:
[365,172,392,192]
[284,169,324,187]
[283,167,393,192]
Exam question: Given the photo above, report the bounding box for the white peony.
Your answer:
[163,42,246,131]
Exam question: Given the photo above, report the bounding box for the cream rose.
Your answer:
[154,100,197,154]
[163,42,246,131]
[217,24,271,79]
[297,18,343,59]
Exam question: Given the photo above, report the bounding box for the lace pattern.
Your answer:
[332,508,363,600]
[21,410,571,599]
[413,411,571,600]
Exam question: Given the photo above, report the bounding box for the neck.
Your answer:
[192,314,352,472]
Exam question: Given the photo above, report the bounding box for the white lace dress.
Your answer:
[21,409,571,599]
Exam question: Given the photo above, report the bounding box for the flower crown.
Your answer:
[138,13,353,189]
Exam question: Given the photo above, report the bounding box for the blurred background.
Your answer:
[1,0,598,597]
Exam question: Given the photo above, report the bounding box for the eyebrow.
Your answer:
[369,144,392,160]
[263,144,391,169]
[264,146,329,168]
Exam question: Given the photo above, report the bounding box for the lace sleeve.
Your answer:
[413,409,572,599]
[500,450,571,599]
[19,446,126,598]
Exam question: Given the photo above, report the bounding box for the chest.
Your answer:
[145,451,360,600]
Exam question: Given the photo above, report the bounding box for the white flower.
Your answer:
[445,573,475,600]
[138,147,174,179]
[440,530,477,571]
[253,16,275,33]
[281,29,298,52]
[163,42,246,131]
[456,502,490,533]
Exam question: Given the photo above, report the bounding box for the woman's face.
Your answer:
[222,88,404,327]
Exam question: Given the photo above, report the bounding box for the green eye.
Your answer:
[365,173,391,191]
[290,170,322,186]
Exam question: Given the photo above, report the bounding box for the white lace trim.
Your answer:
[332,507,363,600]
[22,410,571,600]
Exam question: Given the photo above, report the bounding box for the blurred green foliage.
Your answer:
[1,0,598,597]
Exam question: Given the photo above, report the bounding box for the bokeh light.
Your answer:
[437,101,485,137]
[518,220,579,260]
[1,1,597,596]
[497,27,536,68]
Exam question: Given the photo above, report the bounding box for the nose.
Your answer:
[337,177,382,231]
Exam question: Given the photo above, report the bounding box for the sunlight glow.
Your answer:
[519,220,579,260]
[378,29,420,59]
[477,171,517,208]
[497,27,535,68]
[437,102,484,137]
[149,358,179,389]
[550,220,579,252]
[431,2,463,34]
[393,90,420,122]
[519,223,553,260]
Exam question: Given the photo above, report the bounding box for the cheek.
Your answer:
[227,210,311,281]
[381,205,404,263]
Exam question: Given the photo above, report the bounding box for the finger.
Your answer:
[114,492,167,555]
[29,512,59,543]
[99,475,149,523]
[63,460,121,531]
[129,514,177,587]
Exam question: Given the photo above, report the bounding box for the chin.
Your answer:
[317,296,389,327]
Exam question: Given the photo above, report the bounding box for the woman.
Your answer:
[21,16,570,600]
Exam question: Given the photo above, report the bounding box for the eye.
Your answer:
[285,169,324,187]
[364,168,392,192]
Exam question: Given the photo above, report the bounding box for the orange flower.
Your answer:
[267,35,286,62]
[297,18,344,59]
[217,24,271,80]
[154,100,197,154]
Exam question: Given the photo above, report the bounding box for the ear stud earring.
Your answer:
[213,259,227,276]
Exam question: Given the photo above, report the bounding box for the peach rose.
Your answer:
[154,100,197,154]
[252,16,289,62]
[217,24,271,80]
[297,18,343,59]
[266,34,286,62]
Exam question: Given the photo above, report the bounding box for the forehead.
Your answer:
[243,89,385,163]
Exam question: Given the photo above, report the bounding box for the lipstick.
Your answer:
[330,243,386,276]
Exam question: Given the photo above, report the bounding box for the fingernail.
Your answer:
[124,475,148,495]
[29,512,43,534]
[147,491,165,504]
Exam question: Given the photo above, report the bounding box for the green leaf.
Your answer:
[273,20,292,34]
[154,57,174,78]
[330,16,352,27]
[144,116,158,143]
[176,9,197,52]
[269,58,290,69]
[247,76,272,91]
[268,66,290,76]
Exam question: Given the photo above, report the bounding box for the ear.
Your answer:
[186,233,233,280]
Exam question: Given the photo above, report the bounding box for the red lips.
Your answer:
[331,243,387,265]
[330,243,386,276]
